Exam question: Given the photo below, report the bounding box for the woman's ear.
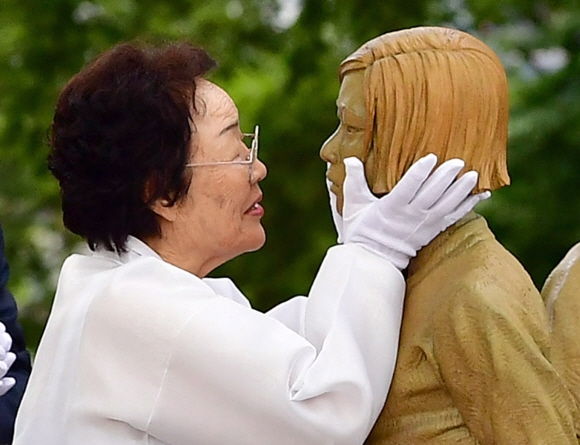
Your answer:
[149,198,179,222]
[143,176,179,222]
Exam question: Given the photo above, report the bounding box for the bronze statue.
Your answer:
[321,26,577,444]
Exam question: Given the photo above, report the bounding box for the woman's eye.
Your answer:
[235,151,251,162]
[345,125,359,134]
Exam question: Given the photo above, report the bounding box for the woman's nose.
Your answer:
[251,158,267,184]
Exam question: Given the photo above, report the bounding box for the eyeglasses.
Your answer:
[186,125,259,169]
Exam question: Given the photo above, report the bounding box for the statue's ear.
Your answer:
[364,140,389,196]
[363,149,376,188]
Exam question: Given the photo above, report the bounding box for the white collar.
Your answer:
[92,236,249,304]
[92,236,162,264]
[125,236,163,261]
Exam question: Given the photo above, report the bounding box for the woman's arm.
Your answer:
[145,244,404,445]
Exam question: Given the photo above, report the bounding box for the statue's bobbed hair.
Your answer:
[339,26,510,193]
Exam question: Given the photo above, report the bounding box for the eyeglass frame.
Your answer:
[185,125,259,168]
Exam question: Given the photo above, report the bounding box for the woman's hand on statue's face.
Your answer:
[336,154,488,269]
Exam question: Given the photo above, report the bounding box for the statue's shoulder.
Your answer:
[542,241,580,314]
[541,243,580,433]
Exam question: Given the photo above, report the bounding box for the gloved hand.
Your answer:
[0,322,16,397]
[327,154,490,270]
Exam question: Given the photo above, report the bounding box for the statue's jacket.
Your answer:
[367,213,577,445]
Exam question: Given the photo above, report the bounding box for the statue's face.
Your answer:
[320,70,367,214]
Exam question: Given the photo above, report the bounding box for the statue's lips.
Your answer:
[329,183,341,196]
[326,172,343,196]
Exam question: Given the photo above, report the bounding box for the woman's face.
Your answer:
[155,80,267,276]
[319,70,367,214]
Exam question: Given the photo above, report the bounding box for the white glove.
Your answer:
[327,154,490,270]
[0,322,16,397]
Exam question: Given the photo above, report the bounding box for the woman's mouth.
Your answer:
[245,199,264,217]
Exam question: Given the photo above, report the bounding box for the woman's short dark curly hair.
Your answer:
[49,41,216,252]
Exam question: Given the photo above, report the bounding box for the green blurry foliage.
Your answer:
[1,0,579,350]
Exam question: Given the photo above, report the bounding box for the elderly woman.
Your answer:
[321,26,577,444]
[14,42,483,445]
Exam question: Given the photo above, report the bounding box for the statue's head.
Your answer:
[320,26,510,213]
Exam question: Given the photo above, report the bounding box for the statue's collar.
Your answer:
[407,212,494,283]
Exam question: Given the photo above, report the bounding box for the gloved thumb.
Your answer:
[0,331,11,362]
[326,174,339,217]
[342,157,377,218]
[4,352,15,371]
[326,174,344,242]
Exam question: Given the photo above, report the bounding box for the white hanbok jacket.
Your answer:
[14,237,404,445]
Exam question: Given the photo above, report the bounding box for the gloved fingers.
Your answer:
[0,377,16,396]
[0,351,15,382]
[0,331,12,357]
[476,190,491,202]
[4,352,15,371]
[388,153,438,206]
[342,157,377,217]
[411,158,466,209]
[428,170,479,214]
[443,190,491,226]
[0,322,6,351]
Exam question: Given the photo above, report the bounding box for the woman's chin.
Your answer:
[247,229,266,252]
[232,228,266,256]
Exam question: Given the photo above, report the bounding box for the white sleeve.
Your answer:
[266,296,308,335]
[148,244,405,445]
